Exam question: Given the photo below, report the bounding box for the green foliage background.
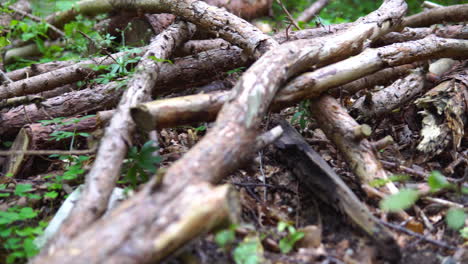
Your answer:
[273,0,466,25]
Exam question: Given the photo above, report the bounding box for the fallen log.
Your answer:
[277,36,468,107]
[131,37,468,132]
[309,95,398,193]
[3,115,99,178]
[350,68,426,119]
[0,82,122,139]
[373,25,468,46]
[271,118,401,263]
[403,4,468,28]
[329,63,421,96]
[33,182,240,264]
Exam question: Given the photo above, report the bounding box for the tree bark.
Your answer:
[297,0,330,23]
[309,95,398,193]
[403,4,468,28]
[350,68,426,119]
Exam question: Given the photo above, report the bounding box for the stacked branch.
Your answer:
[0,0,465,263]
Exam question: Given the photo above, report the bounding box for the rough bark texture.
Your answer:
[0,49,141,100]
[297,0,330,23]
[154,46,249,95]
[373,25,468,47]
[329,63,421,96]
[5,60,75,82]
[309,95,397,193]
[403,4,468,28]
[0,83,121,139]
[278,36,468,107]
[34,183,240,264]
[350,68,426,119]
[46,0,277,59]
[131,37,468,132]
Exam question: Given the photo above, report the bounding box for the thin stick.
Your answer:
[1,3,65,38]
[275,0,301,30]
[0,148,96,156]
[0,69,13,84]
[380,220,458,250]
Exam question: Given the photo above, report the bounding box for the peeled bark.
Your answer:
[403,4,468,28]
[415,65,467,159]
[277,36,468,107]
[0,83,122,139]
[309,95,398,193]
[350,68,426,119]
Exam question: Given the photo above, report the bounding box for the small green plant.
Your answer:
[148,56,173,64]
[215,224,237,248]
[370,174,410,188]
[227,67,246,75]
[0,184,46,263]
[427,170,451,192]
[291,100,311,130]
[39,115,94,149]
[233,235,264,264]
[122,140,162,189]
[277,221,304,253]
[88,51,142,85]
[46,155,90,191]
[379,171,466,232]
[445,208,465,230]
[379,188,420,212]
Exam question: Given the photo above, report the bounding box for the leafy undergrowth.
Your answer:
[0,0,467,264]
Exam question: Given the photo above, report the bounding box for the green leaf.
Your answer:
[23,237,39,257]
[445,208,465,230]
[460,227,468,239]
[379,189,419,212]
[277,221,288,232]
[233,236,263,264]
[148,56,173,64]
[0,211,20,225]
[215,228,236,248]
[226,67,246,75]
[0,227,12,237]
[279,231,304,253]
[18,207,37,219]
[14,184,33,196]
[428,171,450,192]
[45,191,59,199]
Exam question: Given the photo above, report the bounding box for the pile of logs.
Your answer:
[0,0,466,263]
